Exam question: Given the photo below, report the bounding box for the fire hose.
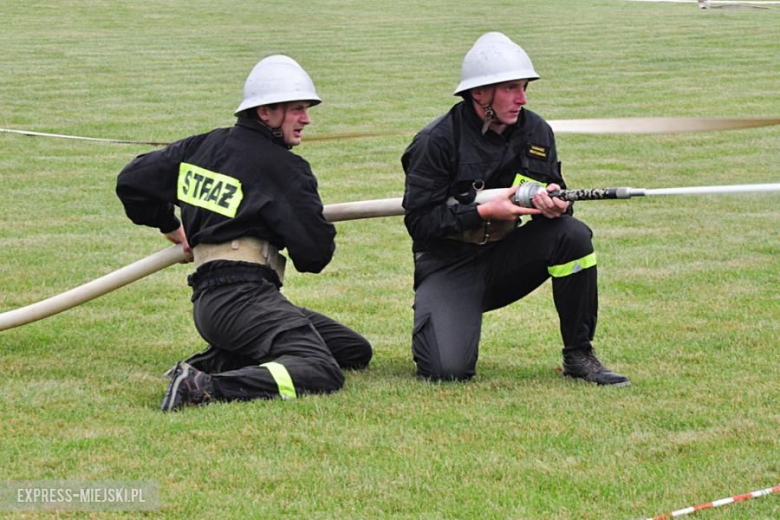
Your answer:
[510,181,780,207]
[1,182,778,331]
[3,117,780,145]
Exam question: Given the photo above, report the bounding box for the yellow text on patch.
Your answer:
[177,162,243,218]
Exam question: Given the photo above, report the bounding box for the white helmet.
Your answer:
[454,32,540,96]
[234,55,321,115]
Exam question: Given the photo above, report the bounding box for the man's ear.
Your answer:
[470,87,486,105]
[256,106,269,124]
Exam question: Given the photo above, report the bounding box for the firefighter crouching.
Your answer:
[117,55,372,411]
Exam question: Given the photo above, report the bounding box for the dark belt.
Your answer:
[446,220,517,245]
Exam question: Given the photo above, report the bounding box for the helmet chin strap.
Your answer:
[479,87,498,135]
[257,106,288,144]
[258,117,284,139]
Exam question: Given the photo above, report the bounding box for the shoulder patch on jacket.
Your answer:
[526,143,549,160]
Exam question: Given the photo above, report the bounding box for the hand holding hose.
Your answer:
[163,225,193,263]
[477,186,541,221]
[531,183,570,219]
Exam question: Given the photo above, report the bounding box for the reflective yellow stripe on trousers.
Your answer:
[260,362,297,400]
[548,252,597,278]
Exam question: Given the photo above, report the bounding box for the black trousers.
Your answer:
[185,262,372,401]
[411,216,598,381]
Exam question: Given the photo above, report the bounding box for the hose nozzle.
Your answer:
[512,182,637,208]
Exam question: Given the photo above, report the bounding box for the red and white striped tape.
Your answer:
[644,484,780,519]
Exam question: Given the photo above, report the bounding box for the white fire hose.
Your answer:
[1,183,778,332]
[3,117,780,144]
[2,113,779,331]
[0,194,425,332]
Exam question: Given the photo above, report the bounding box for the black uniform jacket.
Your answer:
[116,116,335,274]
[402,101,568,258]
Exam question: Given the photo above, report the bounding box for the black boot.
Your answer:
[562,348,630,387]
[161,362,216,412]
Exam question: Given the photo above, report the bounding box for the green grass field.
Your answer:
[1,0,778,518]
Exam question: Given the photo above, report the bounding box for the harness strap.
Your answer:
[193,237,286,283]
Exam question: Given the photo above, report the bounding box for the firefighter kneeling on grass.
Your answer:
[116,55,372,411]
[401,33,629,386]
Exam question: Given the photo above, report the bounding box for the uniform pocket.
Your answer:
[405,173,443,207]
[525,157,555,178]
